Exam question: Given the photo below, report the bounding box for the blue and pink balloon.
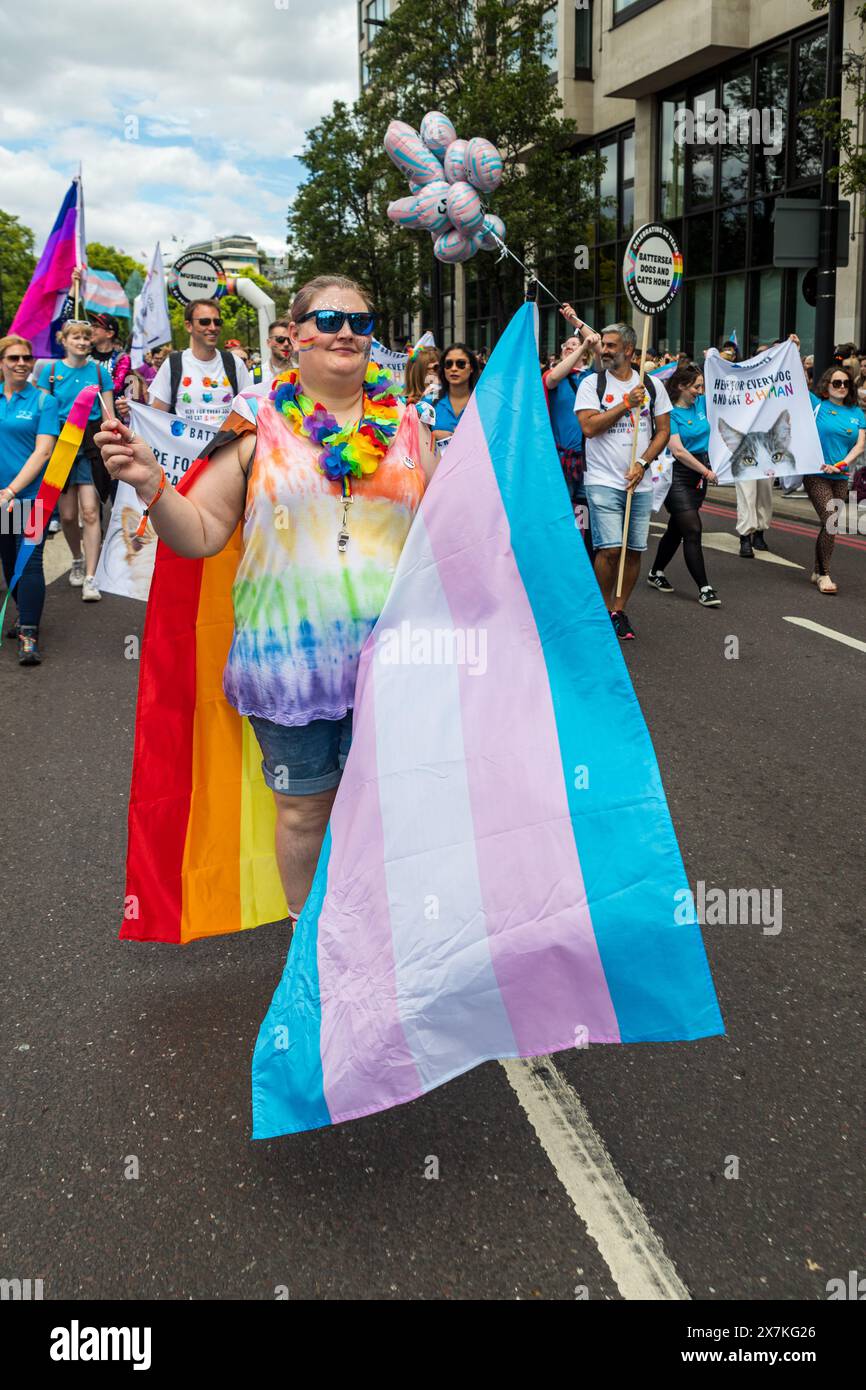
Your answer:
[383,111,506,264]
[420,111,458,159]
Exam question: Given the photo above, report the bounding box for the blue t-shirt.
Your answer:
[670,396,711,455]
[544,366,593,452]
[0,383,60,500]
[424,392,467,434]
[809,391,866,477]
[36,360,113,423]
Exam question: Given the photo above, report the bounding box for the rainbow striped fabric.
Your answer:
[0,385,97,639]
[122,457,289,943]
[250,304,724,1138]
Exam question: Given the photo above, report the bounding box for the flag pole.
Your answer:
[614,313,650,608]
[73,165,83,319]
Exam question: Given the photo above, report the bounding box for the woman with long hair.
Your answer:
[805,365,866,593]
[97,274,438,922]
[646,363,720,606]
[404,345,440,428]
[427,342,480,449]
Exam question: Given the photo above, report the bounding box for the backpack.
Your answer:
[167,350,239,413]
[595,370,656,435]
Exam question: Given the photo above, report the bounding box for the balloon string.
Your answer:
[487,233,564,308]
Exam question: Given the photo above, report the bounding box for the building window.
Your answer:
[655,18,827,356]
[533,122,636,348]
[612,0,663,26]
[574,1,592,79]
[541,7,558,75]
[365,0,387,46]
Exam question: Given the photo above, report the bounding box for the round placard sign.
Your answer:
[622,224,682,315]
[168,252,227,305]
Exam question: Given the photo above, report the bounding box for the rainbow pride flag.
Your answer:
[250,304,723,1139]
[10,179,84,358]
[0,385,97,640]
[122,435,288,944]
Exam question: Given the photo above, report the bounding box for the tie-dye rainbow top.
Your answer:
[221,394,426,726]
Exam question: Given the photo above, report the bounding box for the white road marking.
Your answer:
[701,532,801,568]
[783,616,866,653]
[501,1057,690,1300]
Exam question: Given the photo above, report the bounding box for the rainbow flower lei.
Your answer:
[270,363,400,482]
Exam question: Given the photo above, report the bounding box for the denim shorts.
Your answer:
[584,484,653,552]
[248,712,353,796]
[63,454,94,488]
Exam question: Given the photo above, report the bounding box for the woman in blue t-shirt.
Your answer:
[36,320,113,602]
[0,334,60,664]
[805,368,866,593]
[424,343,480,451]
[647,364,720,606]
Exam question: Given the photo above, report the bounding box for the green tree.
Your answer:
[0,210,37,333]
[288,0,601,340]
[806,2,866,205]
[288,99,425,342]
[85,242,146,285]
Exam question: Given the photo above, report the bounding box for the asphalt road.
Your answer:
[1,500,863,1302]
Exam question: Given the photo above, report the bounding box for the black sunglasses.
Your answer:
[829,378,849,388]
[271,335,291,344]
[193,316,222,327]
[445,358,469,369]
[296,310,376,336]
[4,353,33,363]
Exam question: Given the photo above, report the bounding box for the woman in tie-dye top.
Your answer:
[97,275,439,920]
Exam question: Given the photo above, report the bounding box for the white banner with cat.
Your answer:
[95,403,216,601]
[704,341,824,484]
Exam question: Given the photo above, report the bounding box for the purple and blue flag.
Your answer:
[10,179,84,357]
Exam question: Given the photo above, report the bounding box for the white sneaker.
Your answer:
[82,575,101,602]
[68,557,85,587]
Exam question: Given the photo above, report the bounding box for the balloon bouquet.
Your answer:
[384,111,506,264]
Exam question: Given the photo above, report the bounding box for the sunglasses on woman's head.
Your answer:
[445,358,469,369]
[296,310,376,336]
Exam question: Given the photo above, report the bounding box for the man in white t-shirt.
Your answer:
[575,323,671,640]
[149,298,253,427]
[250,318,293,395]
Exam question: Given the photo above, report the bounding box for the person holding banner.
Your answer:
[0,334,60,664]
[97,274,438,921]
[805,367,866,593]
[646,365,720,606]
[149,299,251,427]
[575,323,671,639]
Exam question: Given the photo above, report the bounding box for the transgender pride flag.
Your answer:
[251,303,724,1139]
[10,179,84,357]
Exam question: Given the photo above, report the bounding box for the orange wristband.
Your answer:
[135,467,167,538]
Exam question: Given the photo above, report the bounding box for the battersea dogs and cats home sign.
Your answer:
[704,340,824,484]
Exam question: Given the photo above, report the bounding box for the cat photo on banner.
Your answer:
[704,341,824,484]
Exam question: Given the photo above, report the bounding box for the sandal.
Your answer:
[817,574,837,594]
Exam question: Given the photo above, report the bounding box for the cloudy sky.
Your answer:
[0,0,359,261]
